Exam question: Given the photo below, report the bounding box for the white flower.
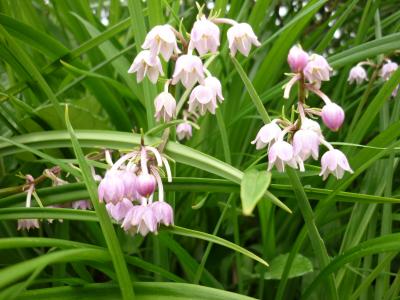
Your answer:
[268,140,298,172]
[303,54,332,84]
[190,16,220,55]
[176,122,193,140]
[204,76,224,103]
[320,149,353,180]
[128,50,163,84]
[293,119,321,161]
[154,92,176,122]
[380,61,398,80]
[348,65,368,85]
[188,85,217,115]
[227,23,261,57]
[172,54,205,88]
[251,120,282,150]
[142,24,180,61]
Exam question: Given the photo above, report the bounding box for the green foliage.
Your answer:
[1,1,400,299]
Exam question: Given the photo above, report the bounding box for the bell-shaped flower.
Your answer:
[106,198,134,222]
[188,85,217,115]
[303,54,332,84]
[128,50,164,84]
[288,45,309,73]
[380,61,398,80]
[293,120,321,161]
[121,170,139,200]
[152,201,174,226]
[267,140,298,172]
[136,173,157,198]
[172,54,204,88]
[321,102,345,132]
[227,23,261,57]
[17,219,39,231]
[251,120,282,150]
[176,122,193,140]
[190,16,220,55]
[98,170,125,204]
[348,65,368,85]
[142,24,180,61]
[154,92,176,122]
[320,149,353,180]
[122,205,158,236]
[204,76,224,103]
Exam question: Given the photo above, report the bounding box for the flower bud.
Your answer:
[321,102,345,132]
[136,173,156,197]
[287,45,309,73]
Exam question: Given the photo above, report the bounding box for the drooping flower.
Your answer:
[380,61,398,80]
[251,120,282,150]
[152,201,174,226]
[287,45,309,73]
[120,170,139,200]
[172,54,205,88]
[106,198,134,222]
[98,170,125,204]
[267,140,298,172]
[190,16,220,55]
[176,122,193,140]
[188,85,217,115]
[122,204,158,236]
[204,76,224,103]
[319,149,353,180]
[154,92,177,122]
[348,65,368,85]
[128,50,164,84]
[17,219,40,231]
[293,119,321,161]
[136,173,157,198]
[141,24,180,61]
[321,102,345,132]
[227,23,261,57]
[72,200,92,210]
[303,54,332,84]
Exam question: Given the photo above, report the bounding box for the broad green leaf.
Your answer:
[241,169,271,215]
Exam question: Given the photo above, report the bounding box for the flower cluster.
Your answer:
[98,145,173,237]
[17,169,92,231]
[348,59,399,97]
[252,45,353,180]
[128,7,260,141]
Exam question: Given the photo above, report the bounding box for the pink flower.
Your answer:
[98,170,125,204]
[190,16,220,55]
[188,85,217,115]
[288,45,309,73]
[320,149,353,180]
[172,54,204,88]
[17,219,39,231]
[204,76,224,103]
[176,122,193,140]
[106,198,134,222]
[293,119,321,161]
[321,102,345,132]
[251,121,282,150]
[122,205,158,236]
[142,25,180,61]
[154,92,176,122]
[348,65,367,85]
[136,173,157,197]
[120,171,138,200]
[128,50,164,84]
[380,61,398,80]
[267,140,298,172]
[72,200,92,210]
[303,54,332,84]
[227,23,261,57]
[152,201,174,226]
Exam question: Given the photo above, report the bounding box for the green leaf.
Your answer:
[167,226,269,267]
[241,169,271,215]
